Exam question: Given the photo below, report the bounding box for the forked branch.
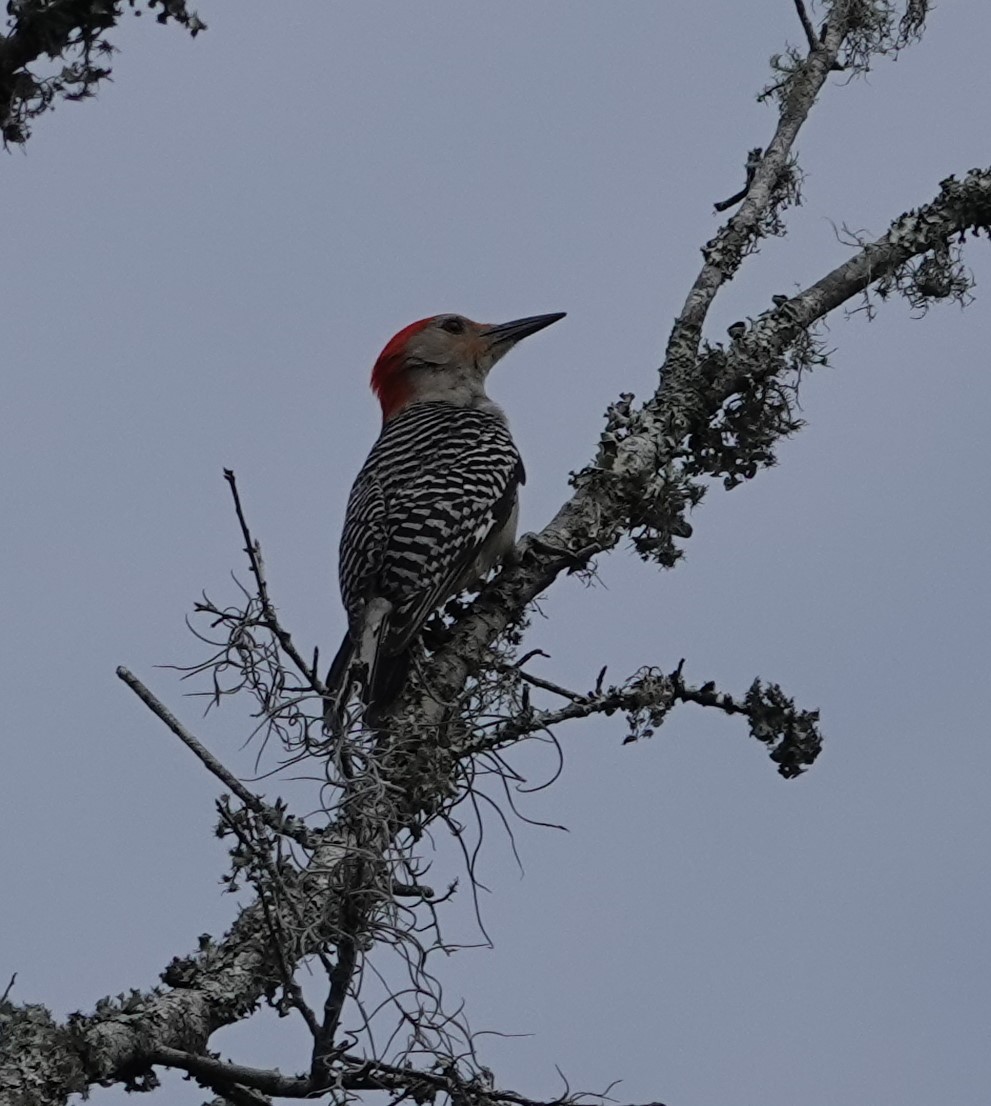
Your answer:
[415,164,991,731]
[224,468,326,699]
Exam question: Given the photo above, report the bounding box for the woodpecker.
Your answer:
[326,310,565,727]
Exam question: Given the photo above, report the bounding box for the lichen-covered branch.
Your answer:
[662,0,846,377]
[0,0,205,145]
[413,161,991,733]
[470,664,821,779]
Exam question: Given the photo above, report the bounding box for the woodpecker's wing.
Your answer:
[379,451,522,656]
[338,468,389,624]
[339,403,523,660]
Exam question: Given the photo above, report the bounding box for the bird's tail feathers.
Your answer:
[365,650,412,725]
[323,632,356,736]
[324,598,411,733]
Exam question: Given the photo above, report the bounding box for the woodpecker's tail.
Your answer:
[366,651,412,723]
[323,633,356,735]
[324,599,413,732]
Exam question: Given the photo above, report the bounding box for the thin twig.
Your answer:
[714,146,763,211]
[177,1037,643,1106]
[223,469,326,697]
[793,0,819,52]
[339,1053,670,1106]
[311,935,358,1085]
[496,661,588,704]
[117,666,266,811]
[149,1048,310,1098]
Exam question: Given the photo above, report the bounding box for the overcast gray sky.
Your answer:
[3,3,991,1105]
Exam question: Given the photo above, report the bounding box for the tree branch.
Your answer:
[713,146,763,212]
[202,1085,273,1106]
[792,0,820,53]
[223,469,326,699]
[472,664,822,778]
[310,934,357,1086]
[149,1045,670,1106]
[149,1047,309,1097]
[116,665,316,847]
[0,0,204,144]
[663,3,846,376]
[117,667,262,810]
[411,164,991,739]
[721,168,991,377]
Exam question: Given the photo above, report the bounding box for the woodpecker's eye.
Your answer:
[439,316,465,334]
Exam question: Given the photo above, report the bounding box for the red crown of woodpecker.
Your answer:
[370,317,435,420]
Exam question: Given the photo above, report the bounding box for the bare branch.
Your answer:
[149,1047,309,1097]
[224,469,326,699]
[713,146,763,212]
[116,666,318,848]
[151,1044,672,1106]
[338,1053,671,1106]
[494,659,589,703]
[310,934,357,1086]
[792,0,820,53]
[117,667,263,810]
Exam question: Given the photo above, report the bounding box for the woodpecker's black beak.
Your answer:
[483,312,566,348]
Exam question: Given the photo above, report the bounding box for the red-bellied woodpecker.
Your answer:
[326,310,565,728]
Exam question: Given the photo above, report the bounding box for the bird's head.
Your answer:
[370,312,565,421]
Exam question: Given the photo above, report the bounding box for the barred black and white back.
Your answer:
[326,401,524,725]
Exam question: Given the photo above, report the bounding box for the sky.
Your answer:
[2,3,991,1105]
